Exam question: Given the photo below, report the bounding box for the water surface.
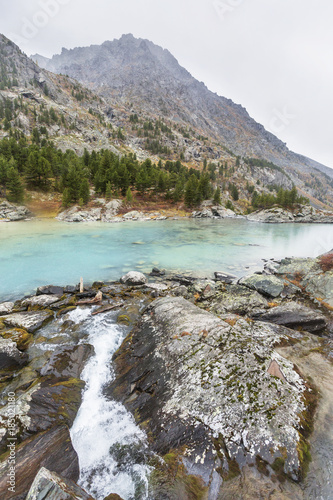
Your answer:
[0,218,332,300]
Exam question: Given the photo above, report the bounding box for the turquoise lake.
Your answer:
[0,218,332,301]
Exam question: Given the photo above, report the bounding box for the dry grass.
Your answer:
[318,253,333,272]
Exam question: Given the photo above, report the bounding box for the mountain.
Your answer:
[32,34,332,178]
[0,32,332,209]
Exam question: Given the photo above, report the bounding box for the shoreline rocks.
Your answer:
[0,200,32,222]
[247,205,333,223]
[0,251,332,499]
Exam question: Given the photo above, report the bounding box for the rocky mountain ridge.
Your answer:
[32,34,333,179]
[1,32,333,208]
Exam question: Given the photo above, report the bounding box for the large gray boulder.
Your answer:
[239,273,285,298]
[26,467,94,500]
[109,296,312,495]
[257,302,328,333]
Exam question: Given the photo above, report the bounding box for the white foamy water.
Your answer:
[68,308,150,500]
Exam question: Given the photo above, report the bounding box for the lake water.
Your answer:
[0,218,332,301]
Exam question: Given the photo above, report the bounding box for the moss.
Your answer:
[297,438,312,480]
[1,328,33,350]
[271,457,286,483]
[255,456,270,477]
[117,314,131,325]
[149,450,208,500]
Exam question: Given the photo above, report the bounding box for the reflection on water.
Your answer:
[0,218,332,300]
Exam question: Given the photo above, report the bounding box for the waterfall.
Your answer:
[68,308,150,500]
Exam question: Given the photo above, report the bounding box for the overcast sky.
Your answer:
[0,0,332,169]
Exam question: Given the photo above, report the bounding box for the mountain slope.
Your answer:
[0,32,332,209]
[32,34,332,181]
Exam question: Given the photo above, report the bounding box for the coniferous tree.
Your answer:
[7,167,24,203]
[213,187,221,205]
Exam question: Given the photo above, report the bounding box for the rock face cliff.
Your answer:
[33,34,332,179]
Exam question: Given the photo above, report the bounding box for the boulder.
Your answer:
[40,344,93,379]
[120,271,147,286]
[108,296,311,490]
[26,467,94,500]
[302,270,333,307]
[247,208,294,223]
[1,311,53,333]
[0,302,14,315]
[208,284,268,316]
[0,338,28,370]
[0,425,79,499]
[275,257,318,279]
[22,294,62,308]
[0,377,84,450]
[257,302,328,333]
[1,328,33,351]
[36,285,64,296]
[214,271,237,283]
[239,273,285,298]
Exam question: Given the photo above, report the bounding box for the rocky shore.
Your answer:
[247,205,333,223]
[0,251,332,499]
[0,201,32,222]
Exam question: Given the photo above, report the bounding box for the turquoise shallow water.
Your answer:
[0,218,332,301]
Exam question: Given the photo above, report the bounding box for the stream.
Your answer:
[67,308,150,500]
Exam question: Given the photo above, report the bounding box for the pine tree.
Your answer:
[79,178,90,205]
[126,187,133,203]
[7,167,24,203]
[105,182,112,201]
[213,187,221,205]
[62,188,71,207]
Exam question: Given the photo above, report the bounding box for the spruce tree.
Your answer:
[7,167,24,203]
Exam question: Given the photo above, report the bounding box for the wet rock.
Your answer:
[208,284,268,316]
[0,338,28,370]
[109,297,310,488]
[49,296,77,311]
[64,285,78,294]
[0,302,14,315]
[239,273,285,298]
[37,285,64,296]
[0,376,85,443]
[40,344,93,379]
[104,494,124,500]
[150,267,165,277]
[168,274,197,286]
[0,425,79,499]
[120,271,147,286]
[1,328,33,351]
[257,303,328,333]
[214,271,237,283]
[1,311,53,333]
[26,467,94,500]
[22,294,62,308]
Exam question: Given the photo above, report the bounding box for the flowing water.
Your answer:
[67,308,150,500]
[0,218,332,301]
